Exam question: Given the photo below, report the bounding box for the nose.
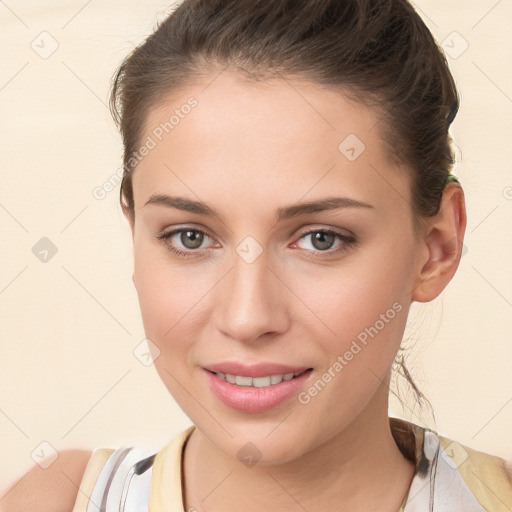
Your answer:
[214,247,290,345]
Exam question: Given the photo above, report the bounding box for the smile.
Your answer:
[213,370,308,387]
[204,368,314,413]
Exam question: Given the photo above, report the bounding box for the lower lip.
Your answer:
[204,369,313,413]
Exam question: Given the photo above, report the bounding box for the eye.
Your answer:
[156,226,357,259]
[292,228,357,256]
[156,228,215,258]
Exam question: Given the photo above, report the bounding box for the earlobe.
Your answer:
[411,183,467,303]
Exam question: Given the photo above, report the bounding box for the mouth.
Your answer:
[204,367,314,413]
[206,368,313,388]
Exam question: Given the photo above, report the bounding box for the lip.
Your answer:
[203,365,314,413]
[203,361,312,378]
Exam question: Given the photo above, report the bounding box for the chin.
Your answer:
[200,417,315,465]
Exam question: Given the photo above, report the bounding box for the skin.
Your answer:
[0,449,92,511]
[126,70,466,512]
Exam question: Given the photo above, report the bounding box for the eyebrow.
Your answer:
[144,194,374,221]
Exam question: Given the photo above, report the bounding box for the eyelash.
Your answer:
[156,227,357,259]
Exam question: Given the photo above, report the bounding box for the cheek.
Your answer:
[296,275,409,426]
[132,247,206,401]
[133,241,211,336]
[304,248,410,382]
[301,248,409,340]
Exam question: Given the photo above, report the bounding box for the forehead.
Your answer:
[132,71,410,218]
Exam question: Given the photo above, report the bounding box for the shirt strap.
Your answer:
[71,448,115,512]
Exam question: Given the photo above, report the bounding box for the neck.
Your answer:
[182,387,415,512]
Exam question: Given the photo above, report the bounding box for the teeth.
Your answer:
[270,375,283,384]
[253,376,271,387]
[235,375,252,386]
[215,371,305,387]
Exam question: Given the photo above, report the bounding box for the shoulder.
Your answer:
[0,448,95,512]
[436,432,512,511]
[390,417,512,511]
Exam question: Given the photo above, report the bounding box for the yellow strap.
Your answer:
[149,425,196,512]
[439,435,512,511]
[71,448,115,512]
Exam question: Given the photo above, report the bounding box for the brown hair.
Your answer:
[109,0,459,419]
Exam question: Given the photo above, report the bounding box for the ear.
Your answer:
[411,182,467,303]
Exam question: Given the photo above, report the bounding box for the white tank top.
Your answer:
[73,421,511,512]
[82,447,156,512]
[72,425,195,512]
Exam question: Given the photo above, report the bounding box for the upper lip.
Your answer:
[204,362,312,378]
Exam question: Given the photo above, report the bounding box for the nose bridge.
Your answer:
[215,240,287,342]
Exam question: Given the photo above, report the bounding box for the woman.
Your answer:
[4,0,511,510]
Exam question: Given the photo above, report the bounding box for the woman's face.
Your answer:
[129,71,427,463]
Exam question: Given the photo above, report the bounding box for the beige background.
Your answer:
[1,0,511,491]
